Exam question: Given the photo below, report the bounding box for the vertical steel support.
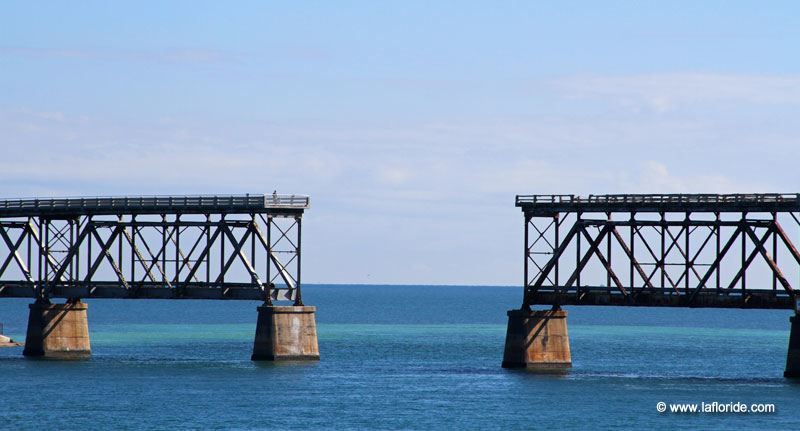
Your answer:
[43,218,49,301]
[660,212,666,290]
[716,212,721,291]
[523,213,530,308]
[174,215,180,282]
[27,218,32,290]
[69,219,75,281]
[36,219,42,301]
[576,211,582,288]
[131,216,136,283]
[220,214,225,283]
[205,214,211,283]
[250,214,256,272]
[267,216,272,286]
[606,212,612,292]
[685,212,690,293]
[86,218,92,293]
[741,212,747,292]
[773,212,778,293]
[294,216,303,306]
[77,217,82,281]
[629,213,635,289]
[118,215,123,280]
[161,214,167,285]
[266,215,273,305]
[554,214,560,287]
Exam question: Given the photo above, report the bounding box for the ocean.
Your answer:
[1,285,798,430]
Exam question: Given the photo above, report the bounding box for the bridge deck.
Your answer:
[529,287,795,309]
[0,282,296,301]
[0,194,309,218]
[517,193,800,215]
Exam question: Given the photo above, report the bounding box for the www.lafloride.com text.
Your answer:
[656,401,776,414]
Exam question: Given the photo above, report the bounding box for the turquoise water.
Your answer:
[1,285,799,429]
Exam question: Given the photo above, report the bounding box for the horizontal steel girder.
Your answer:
[0,282,297,301]
[528,286,794,309]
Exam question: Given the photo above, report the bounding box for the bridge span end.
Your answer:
[0,193,317,361]
[511,193,800,377]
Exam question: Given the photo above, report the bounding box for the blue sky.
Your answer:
[2,2,799,284]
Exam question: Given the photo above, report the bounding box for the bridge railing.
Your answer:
[0,194,310,216]
[516,193,800,206]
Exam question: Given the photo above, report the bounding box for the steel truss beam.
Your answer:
[0,208,306,304]
[521,194,800,310]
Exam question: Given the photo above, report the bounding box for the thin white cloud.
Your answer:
[556,73,800,112]
[0,46,242,65]
[635,161,771,194]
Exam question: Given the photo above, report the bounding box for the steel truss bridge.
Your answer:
[0,194,309,304]
[517,193,800,310]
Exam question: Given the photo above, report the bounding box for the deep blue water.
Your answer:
[1,285,799,430]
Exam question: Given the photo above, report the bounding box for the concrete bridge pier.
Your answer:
[502,308,571,370]
[784,314,800,378]
[23,299,91,359]
[251,305,319,361]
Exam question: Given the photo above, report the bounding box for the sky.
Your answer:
[1,1,799,285]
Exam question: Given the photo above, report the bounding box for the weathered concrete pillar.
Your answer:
[252,305,319,361]
[23,300,91,359]
[502,308,571,370]
[784,314,800,378]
